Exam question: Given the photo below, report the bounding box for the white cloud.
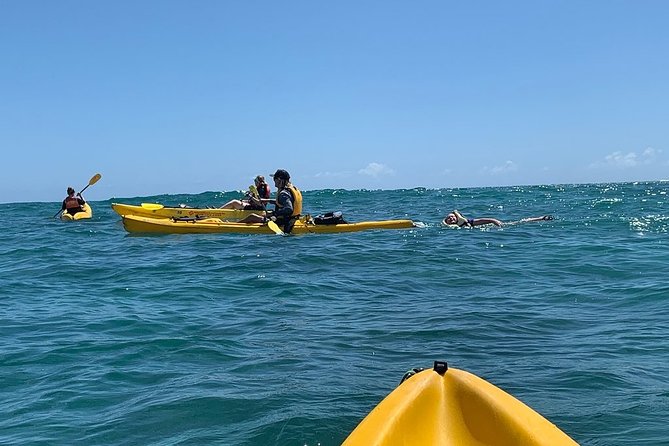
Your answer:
[358,162,395,177]
[592,147,663,169]
[642,147,662,160]
[605,151,638,167]
[314,171,352,178]
[482,160,518,175]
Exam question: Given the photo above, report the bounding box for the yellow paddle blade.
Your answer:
[141,203,164,210]
[88,173,102,185]
[267,220,284,235]
[77,173,102,195]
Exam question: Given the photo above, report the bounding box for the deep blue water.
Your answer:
[1,182,668,445]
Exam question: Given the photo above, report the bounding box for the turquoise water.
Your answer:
[1,182,668,445]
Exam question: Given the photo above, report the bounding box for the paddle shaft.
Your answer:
[251,184,284,235]
[78,183,93,195]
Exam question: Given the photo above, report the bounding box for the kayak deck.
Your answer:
[121,214,416,235]
[111,203,260,221]
[343,362,578,446]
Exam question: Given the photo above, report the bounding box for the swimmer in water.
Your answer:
[442,210,554,228]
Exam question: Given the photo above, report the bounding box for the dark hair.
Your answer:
[67,187,75,195]
[271,169,290,180]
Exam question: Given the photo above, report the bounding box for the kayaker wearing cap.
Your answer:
[62,187,86,216]
[237,169,303,233]
[268,169,302,232]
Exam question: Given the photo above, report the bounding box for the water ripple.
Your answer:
[1,183,668,445]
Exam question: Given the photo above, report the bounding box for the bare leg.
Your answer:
[220,200,246,209]
[506,215,554,225]
[518,215,553,223]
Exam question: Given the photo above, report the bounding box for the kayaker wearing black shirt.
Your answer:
[269,169,302,232]
[62,187,86,216]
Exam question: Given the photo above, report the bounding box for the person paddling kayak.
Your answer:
[62,187,86,216]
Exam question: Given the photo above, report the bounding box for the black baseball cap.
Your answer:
[270,169,290,180]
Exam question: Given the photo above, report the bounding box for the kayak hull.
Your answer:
[111,203,260,221]
[121,214,415,235]
[343,363,578,446]
[61,203,93,221]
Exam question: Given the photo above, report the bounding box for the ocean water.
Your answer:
[1,182,668,446]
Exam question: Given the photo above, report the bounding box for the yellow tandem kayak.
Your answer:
[121,214,416,235]
[61,203,93,221]
[111,203,260,221]
[343,361,578,446]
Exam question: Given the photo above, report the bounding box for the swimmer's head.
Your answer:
[444,213,457,225]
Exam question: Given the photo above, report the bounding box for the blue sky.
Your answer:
[2,1,668,203]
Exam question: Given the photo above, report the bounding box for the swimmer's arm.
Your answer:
[470,218,502,227]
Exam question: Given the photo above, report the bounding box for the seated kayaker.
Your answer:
[220,175,272,210]
[238,169,303,233]
[443,210,553,228]
[62,187,86,216]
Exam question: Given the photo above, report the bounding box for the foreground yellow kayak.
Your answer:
[111,203,260,221]
[343,361,578,446]
[61,203,93,221]
[121,214,416,235]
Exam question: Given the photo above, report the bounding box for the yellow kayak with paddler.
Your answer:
[343,361,579,446]
[61,203,93,221]
[120,214,416,235]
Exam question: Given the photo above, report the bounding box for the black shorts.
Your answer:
[275,215,299,233]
